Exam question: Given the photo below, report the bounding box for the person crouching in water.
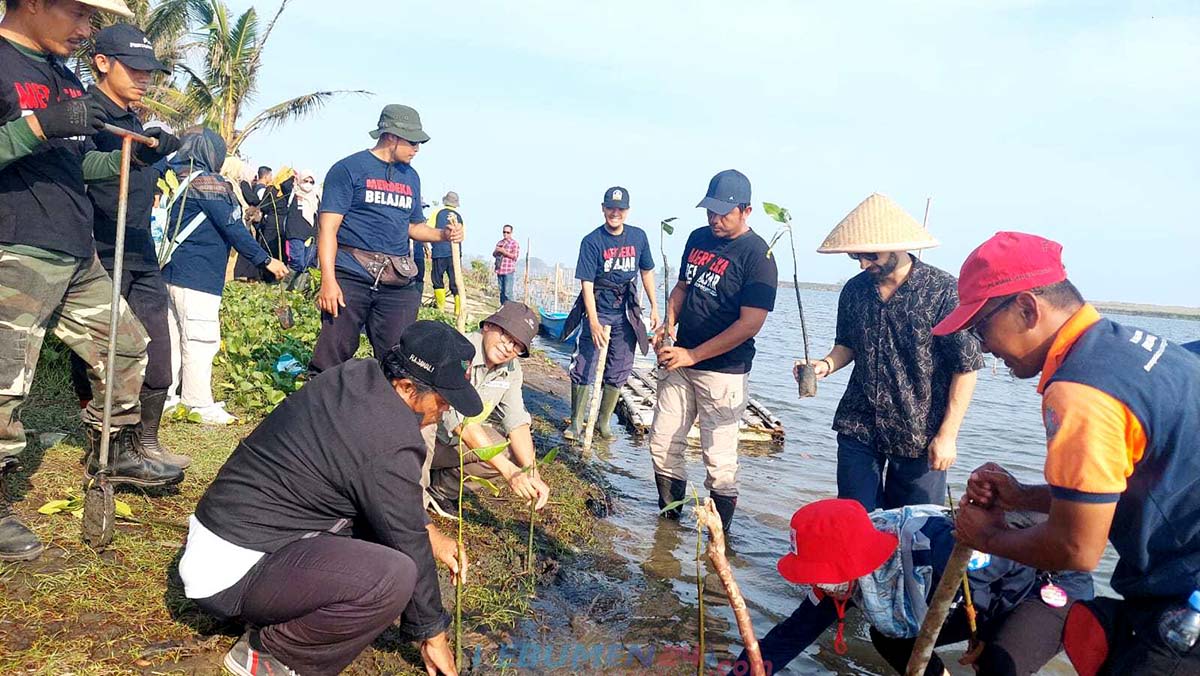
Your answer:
[179,321,481,675]
[561,186,658,442]
[734,499,1093,675]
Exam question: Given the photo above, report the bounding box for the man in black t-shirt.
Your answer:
[649,170,777,532]
[0,0,184,563]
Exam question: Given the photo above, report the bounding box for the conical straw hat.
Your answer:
[817,193,939,254]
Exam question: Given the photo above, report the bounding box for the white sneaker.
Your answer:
[162,397,182,418]
[190,404,237,425]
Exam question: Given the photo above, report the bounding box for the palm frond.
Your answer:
[231,90,372,153]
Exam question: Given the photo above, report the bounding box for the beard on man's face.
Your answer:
[867,252,900,279]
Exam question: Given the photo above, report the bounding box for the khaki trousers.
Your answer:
[648,367,747,496]
[166,285,222,408]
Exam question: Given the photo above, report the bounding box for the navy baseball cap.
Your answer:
[602,186,630,209]
[92,24,169,73]
[696,169,752,216]
[390,321,483,417]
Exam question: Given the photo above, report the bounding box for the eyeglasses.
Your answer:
[489,327,521,354]
[847,252,880,262]
[968,295,1019,342]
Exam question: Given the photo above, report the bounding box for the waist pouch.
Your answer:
[340,244,416,287]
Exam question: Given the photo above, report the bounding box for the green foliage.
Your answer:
[660,217,677,235]
[39,495,133,520]
[762,201,792,224]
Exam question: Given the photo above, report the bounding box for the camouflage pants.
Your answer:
[0,246,149,459]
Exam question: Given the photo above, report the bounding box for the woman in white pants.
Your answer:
[161,128,286,424]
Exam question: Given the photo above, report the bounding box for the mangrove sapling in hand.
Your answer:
[763,202,817,398]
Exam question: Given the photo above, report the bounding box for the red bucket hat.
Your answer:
[777,499,899,584]
[932,231,1067,336]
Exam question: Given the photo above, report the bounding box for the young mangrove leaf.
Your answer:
[659,498,689,515]
[461,401,495,427]
[472,440,510,463]
[762,201,792,224]
[38,498,75,515]
[466,475,502,497]
[539,447,559,466]
[661,217,677,235]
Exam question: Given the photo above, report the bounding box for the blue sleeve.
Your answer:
[638,229,655,271]
[320,160,354,215]
[734,597,839,675]
[208,198,269,267]
[575,232,601,281]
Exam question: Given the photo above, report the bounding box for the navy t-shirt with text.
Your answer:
[574,225,655,316]
[320,149,425,280]
[430,207,460,259]
[675,226,778,373]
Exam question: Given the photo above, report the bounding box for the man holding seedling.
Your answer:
[562,186,658,442]
[423,302,551,518]
[650,169,778,533]
[0,0,186,562]
[803,193,981,512]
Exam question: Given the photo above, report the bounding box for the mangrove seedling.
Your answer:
[517,446,559,597]
[763,202,817,398]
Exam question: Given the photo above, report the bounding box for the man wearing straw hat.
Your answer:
[0,0,187,561]
[802,194,982,512]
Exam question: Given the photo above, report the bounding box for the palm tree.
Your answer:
[142,0,368,152]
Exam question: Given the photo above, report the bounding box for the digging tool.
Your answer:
[905,541,975,676]
[763,203,817,397]
[947,487,979,641]
[83,127,159,547]
[449,212,467,333]
[580,325,612,455]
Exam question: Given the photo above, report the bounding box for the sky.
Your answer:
[228,0,1199,306]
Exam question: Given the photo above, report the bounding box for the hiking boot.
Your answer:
[563,384,589,441]
[224,630,297,676]
[655,473,687,520]
[711,493,737,534]
[85,425,185,488]
[596,385,621,440]
[139,391,191,469]
[0,457,42,562]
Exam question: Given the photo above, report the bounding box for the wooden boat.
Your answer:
[615,368,785,447]
[538,310,570,340]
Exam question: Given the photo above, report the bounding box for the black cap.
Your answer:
[602,186,630,209]
[696,169,751,216]
[390,321,483,417]
[482,302,539,358]
[93,24,169,73]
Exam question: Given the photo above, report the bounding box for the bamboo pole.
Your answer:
[522,238,531,305]
[449,212,467,334]
[905,542,974,676]
[918,197,932,261]
[554,263,561,313]
[580,325,612,454]
[696,499,766,676]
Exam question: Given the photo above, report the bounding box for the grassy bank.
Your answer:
[0,279,607,675]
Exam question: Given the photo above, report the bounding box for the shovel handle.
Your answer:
[102,123,158,149]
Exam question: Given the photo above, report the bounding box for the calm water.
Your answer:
[534,289,1198,674]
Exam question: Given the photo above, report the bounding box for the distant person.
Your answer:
[426,191,463,314]
[180,321,480,676]
[255,167,290,279]
[939,232,1200,676]
[733,499,1093,675]
[802,194,981,512]
[311,104,463,374]
[649,169,777,532]
[253,165,272,200]
[560,186,658,441]
[65,23,190,469]
[160,128,287,425]
[284,168,319,275]
[0,0,186,562]
[493,224,520,304]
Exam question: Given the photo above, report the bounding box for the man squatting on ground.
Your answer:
[425,190,463,315]
[181,321,480,676]
[561,186,658,441]
[650,169,777,533]
[311,104,463,374]
[940,232,1200,675]
[65,24,191,466]
[0,0,186,562]
[422,302,551,518]
[802,193,981,511]
[732,499,1094,675]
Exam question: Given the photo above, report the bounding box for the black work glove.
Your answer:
[32,95,105,139]
[135,127,181,165]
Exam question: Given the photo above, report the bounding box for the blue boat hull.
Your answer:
[539,311,571,341]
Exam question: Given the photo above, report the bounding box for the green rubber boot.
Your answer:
[563,385,589,441]
[596,385,621,440]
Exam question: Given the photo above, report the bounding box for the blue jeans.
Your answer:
[835,433,946,511]
[497,273,514,305]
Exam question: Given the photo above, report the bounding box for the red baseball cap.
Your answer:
[932,231,1067,336]
[777,499,898,585]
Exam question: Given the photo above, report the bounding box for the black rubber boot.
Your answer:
[0,457,43,561]
[139,390,191,469]
[655,473,687,520]
[711,493,737,534]
[563,385,589,441]
[85,425,186,488]
[596,385,621,440]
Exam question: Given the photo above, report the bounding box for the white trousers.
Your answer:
[166,285,222,408]
[647,367,748,495]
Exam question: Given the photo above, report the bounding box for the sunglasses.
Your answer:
[847,252,880,262]
[968,295,1019,342]
[503,230,513,235]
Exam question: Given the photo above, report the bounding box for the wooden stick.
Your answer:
[905,541,974,676]
[523,238,531,305]
[580,325,612,454]
[448,213,467,333]
[696,498,766,676]
[554,263,561,313]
